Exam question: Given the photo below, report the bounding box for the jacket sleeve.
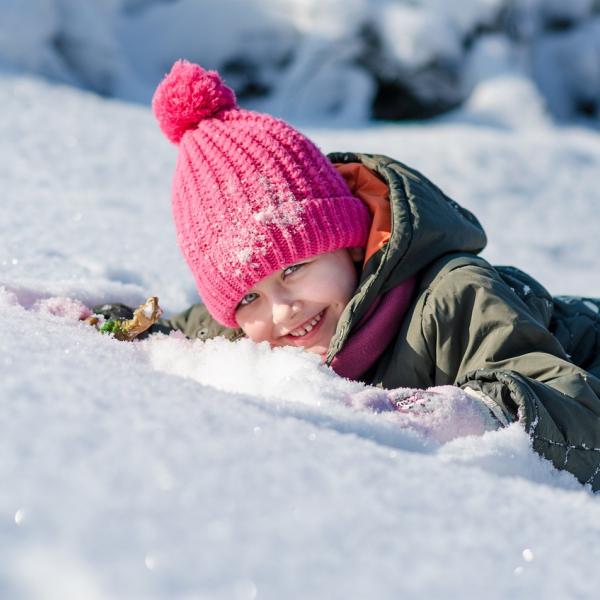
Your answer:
[423,263,600,490]
[163,303,244,341]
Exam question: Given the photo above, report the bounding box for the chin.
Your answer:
[304,344,328,356]
[304,335,333,356]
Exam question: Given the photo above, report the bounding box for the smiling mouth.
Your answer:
[286,309,326,338]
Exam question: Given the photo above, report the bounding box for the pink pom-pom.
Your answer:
[152,60,237,144]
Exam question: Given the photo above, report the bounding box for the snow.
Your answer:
[1,296,598,599]
[375,4,455,69]
[531,18,600,121]
[2,0,600,124]
[2,13,600,598]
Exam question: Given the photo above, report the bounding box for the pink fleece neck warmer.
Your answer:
[329,277,417,380]
[152,60,371,328]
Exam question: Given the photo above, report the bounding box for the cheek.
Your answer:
[236,314,271,343]
[327,269,358,306]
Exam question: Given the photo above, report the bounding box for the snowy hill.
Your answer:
[2,71,600,599]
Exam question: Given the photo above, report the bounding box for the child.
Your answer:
[114,60,600,489]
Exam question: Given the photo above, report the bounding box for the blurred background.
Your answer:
[2,0,599,125]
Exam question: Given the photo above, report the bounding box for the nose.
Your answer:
[270,291,298,326]
[272,300,294,325]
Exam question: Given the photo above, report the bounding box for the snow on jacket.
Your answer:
[163,152,600,491]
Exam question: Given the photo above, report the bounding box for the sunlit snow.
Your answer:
[2,34,600,600]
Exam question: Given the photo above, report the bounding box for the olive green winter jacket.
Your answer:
[163,153,600,491]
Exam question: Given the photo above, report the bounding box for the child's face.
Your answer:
[235,249,361,356]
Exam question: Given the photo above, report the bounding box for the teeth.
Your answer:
[289,310,323,337]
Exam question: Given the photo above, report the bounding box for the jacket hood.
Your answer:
[326,152,487,359]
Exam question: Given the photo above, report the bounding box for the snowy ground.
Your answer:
[2,73,600,599]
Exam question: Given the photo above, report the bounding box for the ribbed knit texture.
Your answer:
[153,60,370,327]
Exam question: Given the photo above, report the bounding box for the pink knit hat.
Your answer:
[152,60,371,327]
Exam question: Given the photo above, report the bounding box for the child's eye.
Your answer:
[238,292,259,308]
[282,263,306,278]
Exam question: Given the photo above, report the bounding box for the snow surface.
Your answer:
[2,71,600,599]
